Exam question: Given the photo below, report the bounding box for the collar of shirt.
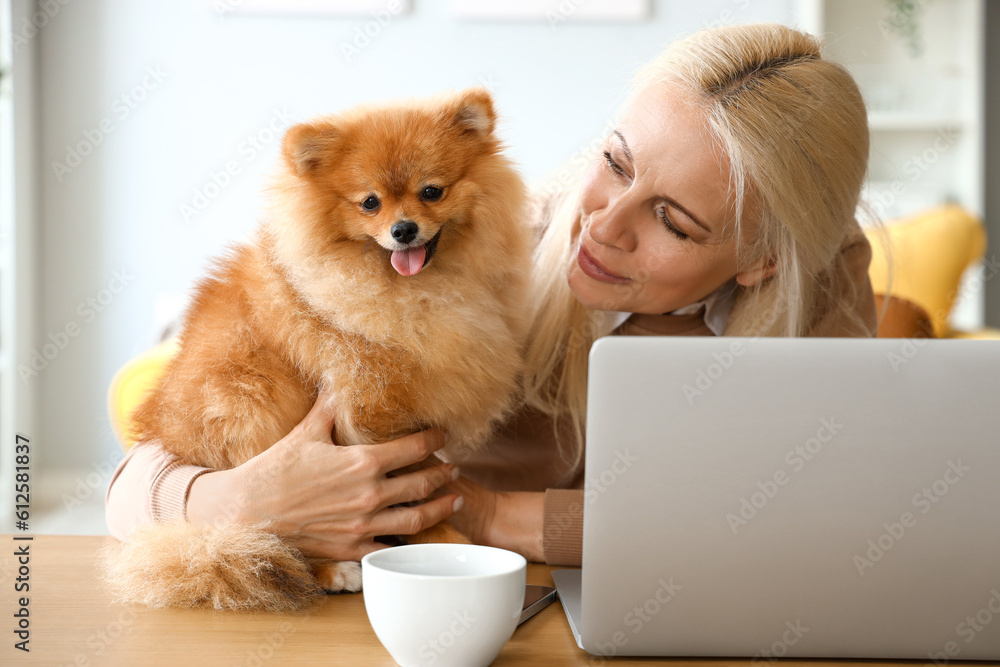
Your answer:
[607,277,740,336]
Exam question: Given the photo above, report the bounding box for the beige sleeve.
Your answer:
[104,440,214,540]
[542,488,584,566]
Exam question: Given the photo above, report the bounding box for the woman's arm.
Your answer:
[106,387,462,561]
[186,394,461,561]
[446,476,584,566]
[104,441,213,540]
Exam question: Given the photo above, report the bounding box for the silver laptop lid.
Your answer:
[581,336,1000,660]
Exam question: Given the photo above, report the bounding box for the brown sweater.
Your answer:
[105,202,879,567]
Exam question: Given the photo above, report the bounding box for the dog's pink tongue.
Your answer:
[390,245,427,276]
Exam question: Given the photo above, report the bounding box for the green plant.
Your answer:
[882,0,930,57]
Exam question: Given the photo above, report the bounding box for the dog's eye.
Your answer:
[420,186,443,202]
[361,195,380,211]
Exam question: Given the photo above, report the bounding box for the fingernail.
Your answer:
[450,466,461,482]
[452,496,464,513]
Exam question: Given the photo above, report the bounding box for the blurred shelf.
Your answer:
[868,111,967,132]
[868,112,966,131]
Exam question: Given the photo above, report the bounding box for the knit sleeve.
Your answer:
[542,488,584,566]
[104,440,214,540]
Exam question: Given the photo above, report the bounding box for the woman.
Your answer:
[105,23,883,569]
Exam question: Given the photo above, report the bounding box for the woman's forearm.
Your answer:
[186,468,246,528]
[491,491,545,562]
[445,475,547,562]
[104,441,214,540]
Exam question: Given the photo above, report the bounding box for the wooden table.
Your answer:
[1,535,935,666]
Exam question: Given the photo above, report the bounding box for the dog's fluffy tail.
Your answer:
[98,519,324,612]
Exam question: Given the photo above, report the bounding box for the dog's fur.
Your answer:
[100,88,531,612]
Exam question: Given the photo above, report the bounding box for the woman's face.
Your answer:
[568,83,774,315]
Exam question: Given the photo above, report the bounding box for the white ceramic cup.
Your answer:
[361,543,527,667]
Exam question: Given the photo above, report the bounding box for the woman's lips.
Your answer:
[577,243,630,284]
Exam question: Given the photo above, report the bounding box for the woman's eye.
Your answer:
[361,195,380,211]
[604,151,626,177]
[420,186,443,202]
[659,209,689,241]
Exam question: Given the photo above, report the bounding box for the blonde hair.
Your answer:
[523,23,889,470]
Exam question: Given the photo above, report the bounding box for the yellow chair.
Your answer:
[107,337,179,451]
[866,204,1000,340]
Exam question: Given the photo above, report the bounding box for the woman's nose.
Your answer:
[589,193,635,251]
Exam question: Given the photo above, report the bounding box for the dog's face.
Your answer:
[280,88,500,277]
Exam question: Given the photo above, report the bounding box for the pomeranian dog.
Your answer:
[100,87,531,612]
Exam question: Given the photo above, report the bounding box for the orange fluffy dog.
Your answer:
[100,88,531,611]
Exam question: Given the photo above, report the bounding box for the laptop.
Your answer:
[553,336,1000,661]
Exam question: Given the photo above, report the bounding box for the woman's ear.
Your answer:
[735,256,777,287]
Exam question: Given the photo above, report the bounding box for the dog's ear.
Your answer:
[282,121,339,176]
[448,87,496,138]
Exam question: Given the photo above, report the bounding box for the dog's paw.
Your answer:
[314,560,362,593]
[409,522,473,545]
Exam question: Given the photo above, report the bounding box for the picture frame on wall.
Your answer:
[449,0,651,22]
[217,0,412,17]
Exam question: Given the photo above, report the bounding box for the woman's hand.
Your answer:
[186,385,461,561]
[444,475,545,563]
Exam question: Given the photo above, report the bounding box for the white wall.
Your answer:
[33,0,796,471]
[0,0,41,533]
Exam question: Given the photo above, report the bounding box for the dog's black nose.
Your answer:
[391,221,419,245]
